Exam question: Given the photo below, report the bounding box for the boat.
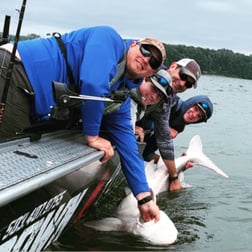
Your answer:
[0,129,122,251]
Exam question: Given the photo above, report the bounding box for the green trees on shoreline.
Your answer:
[164,44,252,80]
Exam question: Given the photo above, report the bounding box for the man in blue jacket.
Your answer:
[0,26,166,222]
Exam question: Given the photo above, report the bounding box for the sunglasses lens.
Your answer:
[140,44,152,57]
[179,69,194,88]
[152,76,169,87]
[139,43,161,70]
[179,71,187,81]
[149,57,160,70]
[158,77,168,87]
[185,82,193,88]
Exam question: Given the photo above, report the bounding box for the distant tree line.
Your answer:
[1,33,252,80]
[163,44,252,80]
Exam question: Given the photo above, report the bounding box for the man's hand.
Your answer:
[136,192,160,223]
[135,126,144,142]
[85,135,114,163]
[185,161,194,169]
[168,178,182,191]
[181,152,194,170]
[150,154,160,164]
[170,127,178,139]
[138,200,160,223]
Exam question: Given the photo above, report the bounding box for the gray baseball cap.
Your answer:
[150,69,172,101]
[176,58,201,88]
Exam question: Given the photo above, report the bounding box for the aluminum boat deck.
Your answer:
[0,129,104,207]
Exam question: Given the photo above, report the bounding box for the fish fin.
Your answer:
[179,171,192,188]
[186,135,229,178]
[185,135,203,155]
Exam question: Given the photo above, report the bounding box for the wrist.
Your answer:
[168,175,179,183]
[85,135,98,144]
[137,195,153,206]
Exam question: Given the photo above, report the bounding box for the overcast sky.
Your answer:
[1,0,251,55]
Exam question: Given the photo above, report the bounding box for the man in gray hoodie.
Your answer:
[137,95,213,162]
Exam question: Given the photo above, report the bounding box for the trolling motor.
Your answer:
[50,81,129,120]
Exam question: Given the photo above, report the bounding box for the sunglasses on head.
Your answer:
[199,102,210,117]
[178,69,195,89]
[151,76,169,87]
[151,75,172,96]
[197,102,211,120]
[138,43,161,70]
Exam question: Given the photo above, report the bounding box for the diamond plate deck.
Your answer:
[0,129,104,206]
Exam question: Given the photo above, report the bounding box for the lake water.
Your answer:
[49,75,252,251]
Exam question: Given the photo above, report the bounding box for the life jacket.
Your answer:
[103,52,128,115]
[53,33,129,117]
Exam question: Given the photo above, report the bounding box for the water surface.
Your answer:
[50,75,252,251]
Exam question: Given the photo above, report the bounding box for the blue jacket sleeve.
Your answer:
[101,98,150,196]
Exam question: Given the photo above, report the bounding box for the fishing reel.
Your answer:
[49,81,80,121]
[110,89,129,102]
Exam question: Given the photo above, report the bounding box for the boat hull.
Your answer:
[0,129,121,251]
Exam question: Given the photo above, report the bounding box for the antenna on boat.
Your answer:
[0,0,27,123]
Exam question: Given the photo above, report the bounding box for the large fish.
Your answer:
[83,135,228,245]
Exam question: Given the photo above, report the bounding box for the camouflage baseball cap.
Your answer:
[139,37,166,64]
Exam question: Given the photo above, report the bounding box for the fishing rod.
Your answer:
[0,0,27,120]
[52,81,128,105]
